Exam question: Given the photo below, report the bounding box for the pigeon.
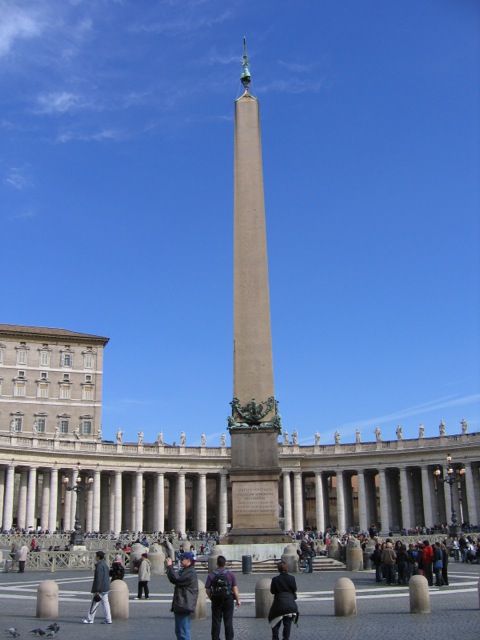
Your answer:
[5,631,19,638]
[45,627,59,634]
[29,631,46,637]
[45,634,55,639]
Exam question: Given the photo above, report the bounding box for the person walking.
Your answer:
[82,550,112,625]
[166,551,198,640]
[268,561,299,640]
[205,555,241,640]
[136,551,151,599]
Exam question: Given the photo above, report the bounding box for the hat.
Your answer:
[142,552,148,557]
[179,551,195,562]
[114,555,122,562]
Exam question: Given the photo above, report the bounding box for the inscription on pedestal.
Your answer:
[232,480,278,529]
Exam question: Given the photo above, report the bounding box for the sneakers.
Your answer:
[82,619,93,624]
[101,621,112,624]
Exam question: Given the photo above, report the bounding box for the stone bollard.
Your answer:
[281,544,299,573]
[36,580,59,619]
[255,578,273,618]
[409,575,430,614]
[346,538,364,572]
[149,544,166,575]
[109,579,129,619]
[208,546,224,573]
[192,580,206,620]
[328,536,342,561]
[333,577,357,617]
[364,540,376,570]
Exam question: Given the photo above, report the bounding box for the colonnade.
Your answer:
[1,433,479,537]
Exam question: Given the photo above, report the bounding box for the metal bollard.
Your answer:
[255,578,273,618]
[36,580,59,619]
[333,577,357,617]
[409,575,430,614]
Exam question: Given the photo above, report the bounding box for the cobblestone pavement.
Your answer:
[0,564,478,640]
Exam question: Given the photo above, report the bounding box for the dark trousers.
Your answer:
[423,562,433,586]
[18,561,26,573]
[211,596,234,640]
[272,615,293,640]
[138,580,149,599]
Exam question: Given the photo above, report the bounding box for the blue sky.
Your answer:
[1,0,479,446]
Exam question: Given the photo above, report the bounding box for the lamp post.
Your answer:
[63,462,93,546]
[433,453,465,536]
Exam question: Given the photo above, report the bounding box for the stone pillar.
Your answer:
[36,580,58,619]
[334,577,357,617]
[421,466,434,528]
[154,472,165,532]
[114,470,122,535]
[64,469,76,531]
[48,468,58,533]
[409,575,430,613]
[86,477,94,534]
[2,465,15,531]
[336,471,346,534]
[293,471,303,532]
[314,472,324,533]
[464,463,478,526]
[443,469,452,525]
[109,579,129,619]
[176,472,186,535]
[196,473,207,533]
[26,466,37,531]
[255,578,274,618]
[0,467,5,527]
[357,471,367,533]
[17,470,28,530]
[135,470,144,532]
[283,472,292,532]
[101,474,111,533]
[399,467,411,530]
[40,471,50,531]
[218,471,228,535]
[378,469,390,534]
[92,469,101,533]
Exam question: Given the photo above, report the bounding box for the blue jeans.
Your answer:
[174,613,191,640]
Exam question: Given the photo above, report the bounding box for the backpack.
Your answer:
[210,570,231,600]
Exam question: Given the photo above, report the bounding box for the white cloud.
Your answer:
[57,127,125,143]
[0,3,43,58]
[4,166,31,190]
[34,91,88,114]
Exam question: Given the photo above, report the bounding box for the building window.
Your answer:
[17,349,27,366]
[84,353,94,369]
[63,373,70,382]
[61,349,73,367]
[37,382,49,398]
[85,374,92,383]
[14,381,26,396]
[37,418,46,434]
[14,416,23,432]
[59,385,71,400]
[39,350,50,367]
[60,419,69,434]
[81,420,92,435]
[18,370,25,378]
[82,385,94,401]
[40,372,48,380]
[0,345,4,364]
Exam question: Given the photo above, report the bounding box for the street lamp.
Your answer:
[433,453,465,536]
[62,462,93,546]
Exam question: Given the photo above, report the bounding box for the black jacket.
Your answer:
[91,559,110,593]
[268,572,299,623]
[167,564,198,614]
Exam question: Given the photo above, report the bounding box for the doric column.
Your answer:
[92,469,101,533]
[135,470,144,532]
[283,472,292,532]
[218,471,228,535]
[293,471,304,532]
[421,467,434,528]
[17,470,28,530]
[114,470,123,535]
[86,478,94,533]
[196,473,207,533]
[48,468,58,532]
[26,467,37,531]
[464,463,478,526]
[176,472,186,535]
[399,467,411,530]
[0,467,5,527]
[154,472,165,532]
[443,469,452,525]
[315,472,325,533]
[41,471,50,530]
[336,471,346,534]
[378,469,390,534]
[2,465,15,531]
[357,470,368,532]
[64,469,76,531]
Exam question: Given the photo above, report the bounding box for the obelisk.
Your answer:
[227,40,285,542]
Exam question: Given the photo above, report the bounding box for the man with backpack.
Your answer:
[205,555,241,640]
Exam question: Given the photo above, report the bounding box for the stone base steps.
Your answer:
[194,557,345,573]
